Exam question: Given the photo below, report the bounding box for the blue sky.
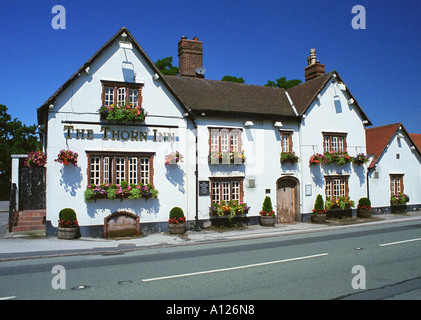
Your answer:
[1,0,420,133]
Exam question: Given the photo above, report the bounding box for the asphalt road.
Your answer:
[1,220,421,303]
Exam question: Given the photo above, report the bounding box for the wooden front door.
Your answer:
[277,178,296,223]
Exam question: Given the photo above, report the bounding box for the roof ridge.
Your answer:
[286,70,335,92]
[365,122,402,130]
[166,75,287,91]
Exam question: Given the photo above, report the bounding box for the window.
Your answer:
[210,178,243,204]
[280,131,293,152]
[323,132,347,153]
[325,175,349,199]
[390,174,404,196]
[101,80,143,106]
[86,152,154,185]
[209,128,242,153]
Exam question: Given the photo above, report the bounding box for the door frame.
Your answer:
[276,176,300,223]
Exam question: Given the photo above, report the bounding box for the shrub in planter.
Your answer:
[58,208,80,239]
[311,194,327,223]
[357,197,372,218]
[259,196,276,226]
[168,207,186,234]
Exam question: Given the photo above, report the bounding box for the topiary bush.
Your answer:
[169,207,184,219]
[260,196,275,216]
[59,208,77,222]
[58,208,78,228]
[169,207,185,224]
[358,197,371,208]
[313,194,326,214]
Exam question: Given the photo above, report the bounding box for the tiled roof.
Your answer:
[366,123,401,168]
[286,71,372,125]
[287,71,334,114]
[164,75,297,119]
[410,133,421,151]
[365,123,421,169]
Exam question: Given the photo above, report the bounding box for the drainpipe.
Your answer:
[191,117,200,231]
[366,167,371,199]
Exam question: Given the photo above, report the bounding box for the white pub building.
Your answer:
[33,27,417,237]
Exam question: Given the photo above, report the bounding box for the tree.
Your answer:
[221,75,245,84]
[154,57,179,76]
[0,104,40,199]
[265,77,302,89]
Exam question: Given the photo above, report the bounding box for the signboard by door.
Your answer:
[19,164,46,210]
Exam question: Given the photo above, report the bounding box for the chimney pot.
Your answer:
[304,48,325,82]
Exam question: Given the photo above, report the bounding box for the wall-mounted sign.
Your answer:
[63,125,176,142]
[199,181,209,195]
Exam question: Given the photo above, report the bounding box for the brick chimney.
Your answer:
[304,49,325,82]
[178,36,204,78]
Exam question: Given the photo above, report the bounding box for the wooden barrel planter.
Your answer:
[357,208,372,218]
[311,214,327,224]
[168,223,186,235]
[259,215,276,227]
[58,227,79,239]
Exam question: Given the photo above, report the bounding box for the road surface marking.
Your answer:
[0,296,16,300]
[379,237,421,247]
[142,253,328,282]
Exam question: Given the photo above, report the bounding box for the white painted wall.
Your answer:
[299,78,368,214]
[45,40,194,228]
[368,130,421,208]
[195,118,300,219]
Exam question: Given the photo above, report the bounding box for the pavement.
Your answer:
[1,200,421,261]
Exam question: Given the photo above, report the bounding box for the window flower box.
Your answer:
[390,192,409,213]
[209,200,250,227]
[324,151,353,165]
[280,151,299,164]
[55,149,78,166]
[84,181,158,202]
[209,200,250,218]
[208,150,245,165]
[99,103,147,123]
[325,196,354,219]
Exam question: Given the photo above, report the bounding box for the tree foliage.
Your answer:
[221,75,245,84]
[0,104,40,199]
[154,56,179,76]
[265,77,302,89]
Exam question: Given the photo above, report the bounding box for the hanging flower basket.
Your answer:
[55,149,78,166]
[24,151,47,167]
[352,153,370,166]
[309,153,327,166]
[164,151,183,165]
